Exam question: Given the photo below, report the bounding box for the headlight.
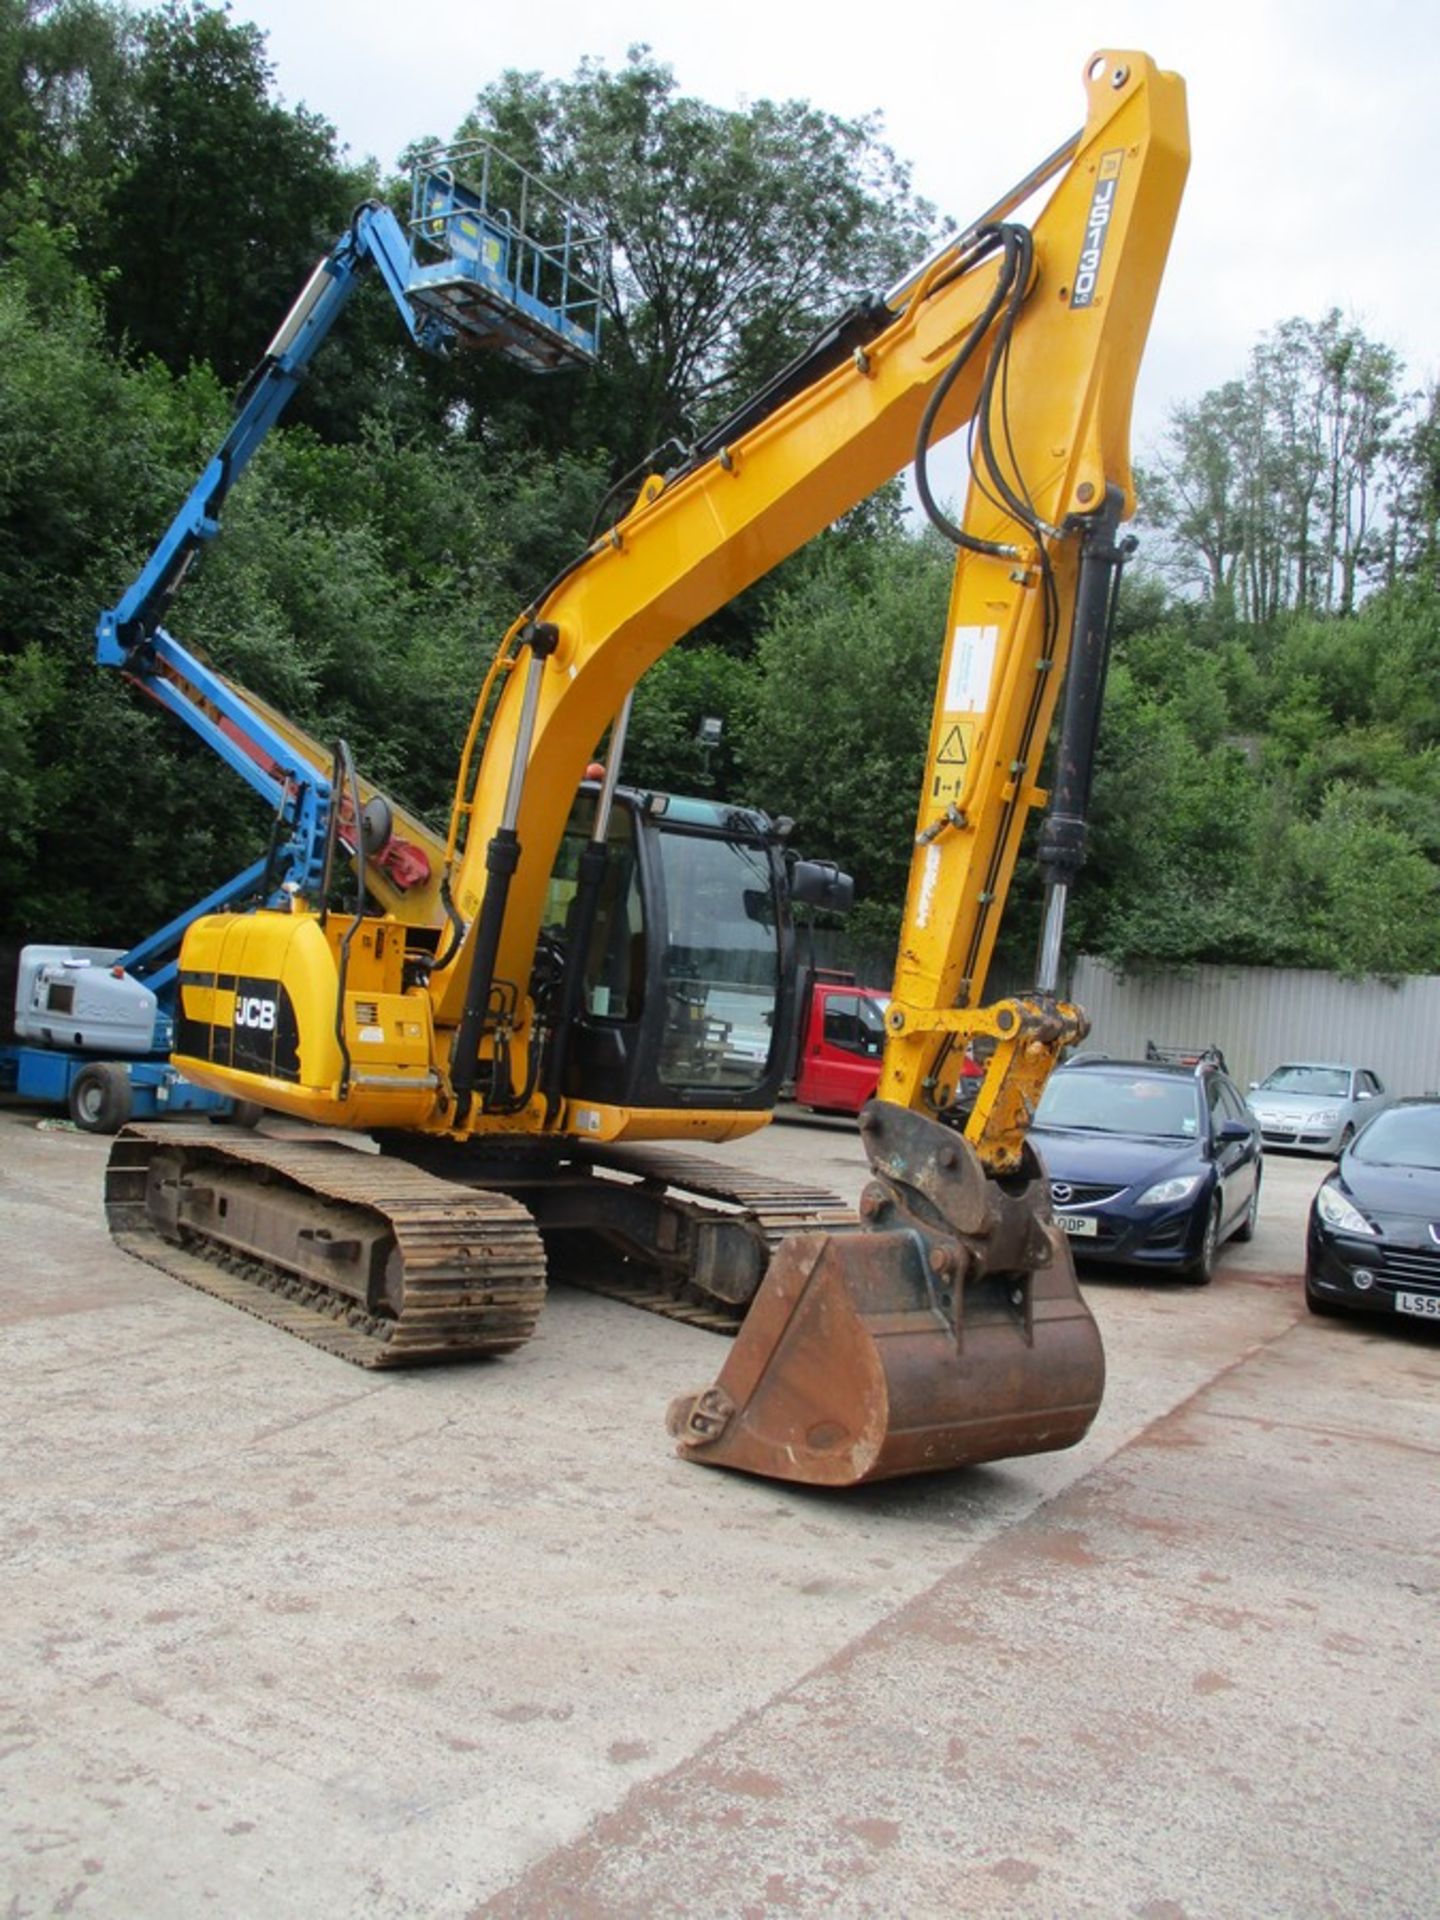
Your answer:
[1310,1108,1341,1127]
[1137,1173,1203,1206]
[1315,1183,1376,1236]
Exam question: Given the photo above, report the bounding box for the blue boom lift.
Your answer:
[3,146,603,1131]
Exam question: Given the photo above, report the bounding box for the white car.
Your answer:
[1247,1062,1389,1156]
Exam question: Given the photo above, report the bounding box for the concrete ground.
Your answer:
[2,1102,1436,1917]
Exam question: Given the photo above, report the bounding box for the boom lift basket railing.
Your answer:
[407,141,606,371]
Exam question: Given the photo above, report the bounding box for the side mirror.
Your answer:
[1247,1081,1259,1091]
[1355,1090,1373,1101]
[790,859,854,915]
[1218,1119,1253,1144]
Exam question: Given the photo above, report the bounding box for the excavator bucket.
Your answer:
[667,1101,1104,1487]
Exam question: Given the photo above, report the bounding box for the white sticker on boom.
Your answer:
[916,843,942,931]
[944,624,999,714]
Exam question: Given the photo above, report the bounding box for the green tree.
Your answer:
[0,0,135,236]
[736,527,952,950]
[95,2,360,386]
[1141,312,1407,620]
[458,48,935,465]
[1285,784,1440,976]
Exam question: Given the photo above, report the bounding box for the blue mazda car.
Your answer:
[1030,1056,1263,1284]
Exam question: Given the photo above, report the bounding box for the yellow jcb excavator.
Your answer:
[96,51,1189,1486]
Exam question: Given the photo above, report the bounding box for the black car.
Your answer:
[1030,1056,1263,1284]
[1305,1098,1440,1325]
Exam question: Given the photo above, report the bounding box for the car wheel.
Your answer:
[1183,1195,1222,1285]
[68,1061,133,1135]
[1233,1172,1262,1243]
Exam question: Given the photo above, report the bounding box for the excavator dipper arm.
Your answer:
[662,53,1187,1482]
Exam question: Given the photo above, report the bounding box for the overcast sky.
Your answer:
[231,0,1438,455]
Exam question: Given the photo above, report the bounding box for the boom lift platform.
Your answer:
[408,143,605,372]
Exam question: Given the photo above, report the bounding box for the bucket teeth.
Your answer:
[671,1100,1105,1487]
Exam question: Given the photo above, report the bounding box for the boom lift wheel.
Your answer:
[69,1061,133,1134]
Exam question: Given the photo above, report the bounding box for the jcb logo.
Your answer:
[235,996,277,1032]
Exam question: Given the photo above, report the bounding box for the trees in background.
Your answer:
[1140,311,1406,620]
[2,4,1438,983]
[458,48,934,466]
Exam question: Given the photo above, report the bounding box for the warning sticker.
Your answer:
[944,625,998,714]
[936,723,971,767]
[930,719,975,802]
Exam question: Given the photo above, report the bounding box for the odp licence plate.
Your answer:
[1056,1212,1098,1238]
[1395,1291,1440,1319]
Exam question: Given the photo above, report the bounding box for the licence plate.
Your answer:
[1395,1291,1440,1319]
[1056,1212,1098,1238]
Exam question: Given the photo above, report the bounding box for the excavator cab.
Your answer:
[539,785,815,1114]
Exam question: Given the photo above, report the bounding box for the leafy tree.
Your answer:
[1140,311,1407,620]
[736,526,952,951]
[1285,784,1440,977]
[457,48,935,465]
[0,0,135,234]
[1394,383,1440,585]
[623,643,759,797]
[94,2,360,385]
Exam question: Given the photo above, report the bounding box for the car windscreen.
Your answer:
[1260,1065,1350,1098]
[1034,1073,1199,1139]
[1349,1106,1440,1171]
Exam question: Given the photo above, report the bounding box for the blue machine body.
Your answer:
[0,1044,231,1121]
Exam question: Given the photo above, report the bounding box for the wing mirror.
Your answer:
[790,859,854,915]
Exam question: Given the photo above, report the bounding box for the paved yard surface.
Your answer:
[2,1104,1436,1917]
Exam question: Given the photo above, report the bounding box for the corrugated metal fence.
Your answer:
[1070,958,1440,1098]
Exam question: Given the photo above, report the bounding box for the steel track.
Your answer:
[105,1126,546,1368]
[104,1126,856,1361]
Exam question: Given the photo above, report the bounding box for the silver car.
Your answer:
[1247,1062,1389,1156]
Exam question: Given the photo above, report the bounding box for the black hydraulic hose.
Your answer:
[585,438,690,545]
[425,872,467,975]
[973,230,1046,538]
[913,225,1029,557]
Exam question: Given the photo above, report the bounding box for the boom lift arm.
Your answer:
[96,162,603,907]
